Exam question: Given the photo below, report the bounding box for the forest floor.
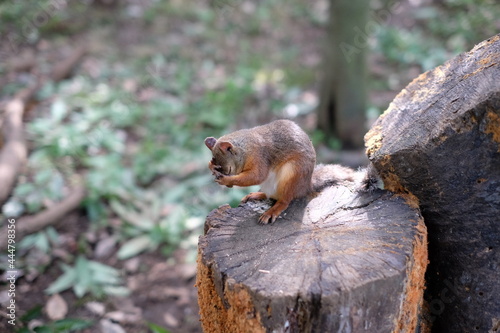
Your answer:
[4,213,201,333]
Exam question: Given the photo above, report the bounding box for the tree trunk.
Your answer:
[365,34,500,332]
[197,185,427,332]
[317,0,368,149]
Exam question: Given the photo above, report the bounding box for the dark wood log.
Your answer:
[197,185,427,332]
[365,34,500,332]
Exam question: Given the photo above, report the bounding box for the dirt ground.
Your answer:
[1,211,202,333]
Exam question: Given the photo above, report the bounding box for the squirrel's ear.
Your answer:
[219,141,234,153]
[204,137,217,150]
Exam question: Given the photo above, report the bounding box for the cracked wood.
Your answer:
[365,34,500,332]
[197,185,427,333]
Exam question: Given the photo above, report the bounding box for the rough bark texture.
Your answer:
[197,184,427,332]
[365,34,500,332]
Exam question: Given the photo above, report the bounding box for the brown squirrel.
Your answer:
[204,119,381,224]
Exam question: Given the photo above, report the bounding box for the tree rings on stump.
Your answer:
[197,185,427,332]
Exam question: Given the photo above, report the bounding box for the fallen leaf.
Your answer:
[45,294,68,320]
[105,311,126,322]
[105,309,142,323]
[28,319,44,331]
[94,236,117,258]
[176,263,196,280]
[100,318,126,333]
[124,257,140,273]
[85,301,106,315]
[163,312,179,327]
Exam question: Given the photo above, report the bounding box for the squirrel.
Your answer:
[204,119,382,224]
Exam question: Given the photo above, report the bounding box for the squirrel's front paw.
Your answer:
[208,160,222,175]
[214,175,233,188]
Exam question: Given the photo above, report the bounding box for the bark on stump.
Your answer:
[365,34,500,332]
[197,185,427,332]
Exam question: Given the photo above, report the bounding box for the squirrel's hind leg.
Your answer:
[259,199,291,224]
[241,191,286,224]
[258,160,305,224]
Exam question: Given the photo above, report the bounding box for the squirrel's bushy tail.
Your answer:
[311,163,383,193]
[357,162,383,192]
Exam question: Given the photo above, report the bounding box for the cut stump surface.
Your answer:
[197,185,427,333]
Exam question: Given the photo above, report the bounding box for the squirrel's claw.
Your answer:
[208,160,222,175]
[258,214,271,224]
[258,212,277,224]
[214,175,225,185]
[214,174,233,188]
[258,200,288,224]
[209,160,225,181]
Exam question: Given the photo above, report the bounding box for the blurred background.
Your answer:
[0,0,498,332]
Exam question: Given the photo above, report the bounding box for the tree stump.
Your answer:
[197,184,427,332]
[365,34,500,332]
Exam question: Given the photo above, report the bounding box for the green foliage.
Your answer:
[375,26,450,71]
[46,256,129,298]
[16,305,94,333]
[19,305,44,323]
[32,319,94,333]
[19,227,59,254]
[418,0,499,45]
[0,1,89,43]
[147,322,172,333]
[110,190,187,259]
[5,23,276,262]
[9,152,65,214]
[374,0,500,71]
[0,3,316,322]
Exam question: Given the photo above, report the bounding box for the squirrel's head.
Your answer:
[205,136,244,176]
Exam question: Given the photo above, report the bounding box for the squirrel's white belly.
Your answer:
[260,171,278,198]
[260,162,295,199]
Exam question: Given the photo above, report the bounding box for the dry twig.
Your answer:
[0,186,87,248]
[0,44,87,206]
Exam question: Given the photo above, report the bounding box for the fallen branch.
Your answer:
[5,49,36,73]
[0,84,39,206]
[0,186,87,248]
[51,44,87,82]
[0,50,36,90]
[0,44,87,206]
